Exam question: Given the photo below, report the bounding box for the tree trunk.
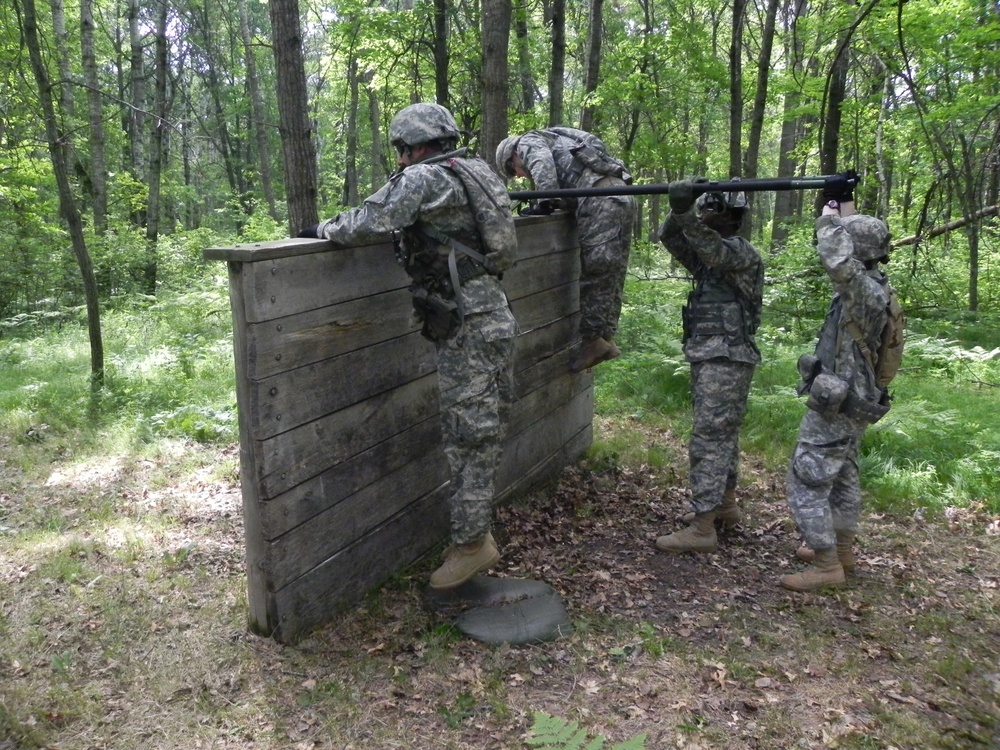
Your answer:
[17,0,104,388]
[345,53,361,206]
[729,0,746,180]
[194,3,246,207]
[820,42,849,175]
[269,0,318,235]
[81,0,108,233]
[144,0,169,296]
[547,0,565,126]
[741,0,779,238]
[238,0,279,222]
[364,71,386,192]
[481,0,511,171]
[127,0,145,187]
[49,0,75,118]
[579,0,603,132]
[433,0,450,109]
[769,0,806,252]
[514,1,537,112]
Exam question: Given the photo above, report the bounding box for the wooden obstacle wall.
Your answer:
[204,213,593,643]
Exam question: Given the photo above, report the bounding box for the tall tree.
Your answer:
[238,0,279,221]
[481,0,511,170]
[729,0,747,179]
[269,0,318,235]
[547,0,566,126]
[80,0,108,233]
[143,0,169,295]
[579,0,603,131]
[742,0,781,238]
[15,0,104,387]
[433,0,450,109]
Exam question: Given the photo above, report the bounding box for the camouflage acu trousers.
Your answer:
[688,359,755,515]
[577,192,636,341]
[786,409,867,550]
[436,305,517,546]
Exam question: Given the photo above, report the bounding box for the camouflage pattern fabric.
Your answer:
[658,208,763,364]
[317,152,517,546]
[787,215,892,550]
[658,206,763,514]
[577,192,635,340]
[437,290,516,544]
[688,360,755,514]
[515,130,636,341]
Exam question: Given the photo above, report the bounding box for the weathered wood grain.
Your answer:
[206,214,594,642]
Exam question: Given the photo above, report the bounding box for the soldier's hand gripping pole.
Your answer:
[508,174,860,201]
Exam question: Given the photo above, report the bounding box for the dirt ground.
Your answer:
[1,424,999,749]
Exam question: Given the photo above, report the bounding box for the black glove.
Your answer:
[823,170,859,203]
[519,200,556,216]
[669,177,708,214]
[297,224,321,239]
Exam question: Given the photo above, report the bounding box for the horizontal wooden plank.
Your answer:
[240,248,576,381]
[205,237,337,263]
[258,369,590,576]
[509,280,579,334]
[258,416,441,531]
[254,374,440,495]
[244,288,419,380]
[511,214,579,260]
[236,242,411,323]
[270,485,451,642]
[250,332,437,440]
[266,454,450,591]
[497,386,594,493]
[513,315,582,391]
[205,214,576,264]
[502,246,579,303]
[496,423,592,505]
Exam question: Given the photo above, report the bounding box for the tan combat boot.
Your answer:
[568,337,613,373]
[795,531,856,573]
[655,512,718,554]
[429,532,500,590]
[682,488,741,530]
[780,547,846,592]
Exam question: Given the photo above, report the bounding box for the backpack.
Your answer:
[846,283,905,391]
[546,126,633,184]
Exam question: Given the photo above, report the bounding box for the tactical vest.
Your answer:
[682,270,758,348]
[397,151,517,298]
[806,282,895,423]
[535,127,633,187]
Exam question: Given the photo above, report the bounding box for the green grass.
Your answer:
[595,276,1000,514]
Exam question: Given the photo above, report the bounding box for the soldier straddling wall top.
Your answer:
[781,171,900,592]
[496,128,637,373]
[654,178,764,555]
[298,103,518,592]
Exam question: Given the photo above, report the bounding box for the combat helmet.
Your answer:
[496,136,521,178]
[842,214,891,262]
[695,178,749,216]
[389,103,460,152]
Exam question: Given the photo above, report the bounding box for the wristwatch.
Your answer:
[824,200,841,210]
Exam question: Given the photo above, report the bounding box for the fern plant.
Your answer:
[526,711,647,750]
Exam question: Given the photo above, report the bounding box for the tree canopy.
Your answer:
[1,0,997,331]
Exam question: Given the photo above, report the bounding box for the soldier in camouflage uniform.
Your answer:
[496,128,636,373]
[780,174,893,592]
[654,178,764,555]
[298,103,518,591]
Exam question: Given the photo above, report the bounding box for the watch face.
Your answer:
[826,200,840,209]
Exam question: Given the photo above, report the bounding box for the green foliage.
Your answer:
[599,267,1000,514]
[0,284,237,449]
[526,711,647,749]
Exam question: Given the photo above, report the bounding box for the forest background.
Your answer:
[1,0,1000,746]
